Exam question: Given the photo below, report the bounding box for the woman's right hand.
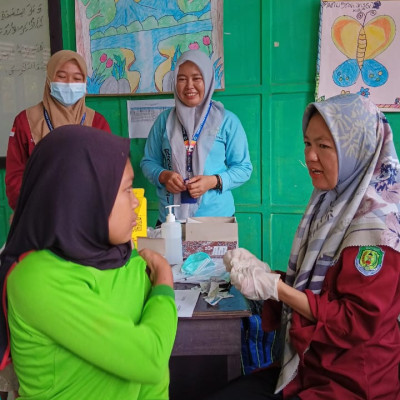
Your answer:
[159,170,186,193]
[139,248,174,288]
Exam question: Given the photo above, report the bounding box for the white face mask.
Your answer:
[50,82,86,107]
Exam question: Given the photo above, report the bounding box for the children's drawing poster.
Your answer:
[316,1,400,111]
[75,0,224,95]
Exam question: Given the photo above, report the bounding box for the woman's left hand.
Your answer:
[224,249,280,301]
[186,175,218,198]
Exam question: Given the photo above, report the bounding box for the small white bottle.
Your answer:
[161,205,183,265]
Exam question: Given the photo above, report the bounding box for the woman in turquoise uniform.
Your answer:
[141,50,252,223]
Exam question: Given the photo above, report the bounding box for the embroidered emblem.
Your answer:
[355,246,384,276]
[10,126,15,137]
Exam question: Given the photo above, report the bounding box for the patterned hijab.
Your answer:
[166,50,225,220]
[0,125,131,368]
[26,50,95,144]
[277,93,400,392]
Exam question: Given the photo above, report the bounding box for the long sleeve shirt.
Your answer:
[7,249,177,400]
[282,246,400,400]
[140,108,253,222]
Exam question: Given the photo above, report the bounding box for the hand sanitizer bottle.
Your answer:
[161,205,183,265]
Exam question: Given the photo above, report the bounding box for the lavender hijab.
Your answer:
[166,50,225,220]
[277,94,400,392]
[0,125,131,367]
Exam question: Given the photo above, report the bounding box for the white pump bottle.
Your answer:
[161,205,183,265]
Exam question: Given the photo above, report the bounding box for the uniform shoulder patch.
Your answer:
[355,246,384,276]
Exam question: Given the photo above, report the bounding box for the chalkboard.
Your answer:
[0,0,61,165]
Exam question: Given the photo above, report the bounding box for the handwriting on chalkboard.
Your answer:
[0,0,51,157]
[0,42,49,76]
[0,3,43,20]
[0,3,44,35]
[0,2,50,76]
[0,16,45,36]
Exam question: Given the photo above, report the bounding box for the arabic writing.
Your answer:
[0,42,49,75]
[0,3,43,21]
[0,0,51,156]
[0,1,49,75]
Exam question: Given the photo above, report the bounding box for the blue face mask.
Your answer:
[50,82,86,107]
[181,252,215,276]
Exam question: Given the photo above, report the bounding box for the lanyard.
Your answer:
[43,107,86,132]
[182,101,212,175]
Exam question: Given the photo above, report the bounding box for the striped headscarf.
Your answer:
[277,93,400,392]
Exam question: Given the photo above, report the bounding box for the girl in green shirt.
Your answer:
[0,125,177,399]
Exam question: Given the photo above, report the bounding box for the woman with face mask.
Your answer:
[5,50,111,212]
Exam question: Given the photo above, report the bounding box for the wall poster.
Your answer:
[316,1,400,111]
[75,0,224,95]
[127,98,175,139]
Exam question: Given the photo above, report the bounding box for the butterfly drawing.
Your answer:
[331,13,395,88]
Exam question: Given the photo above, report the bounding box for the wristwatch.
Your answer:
[213,174,222,192]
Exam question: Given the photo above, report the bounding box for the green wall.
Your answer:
[0,170,11,243]
[2,0,400,271]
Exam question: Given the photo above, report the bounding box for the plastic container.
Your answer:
[161,205,183,265]
[131,188,147,249]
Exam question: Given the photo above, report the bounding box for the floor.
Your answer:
[169,356,230,400]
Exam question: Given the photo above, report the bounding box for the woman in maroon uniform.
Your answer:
[205,94,400,400]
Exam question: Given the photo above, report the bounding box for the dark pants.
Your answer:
[201,367,301,400]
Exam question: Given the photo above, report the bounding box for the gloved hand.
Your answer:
[223,248,280,301]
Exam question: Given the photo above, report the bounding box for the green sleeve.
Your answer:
[7,252,178,383]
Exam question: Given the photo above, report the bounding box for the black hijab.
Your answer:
[0,124,131,367]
